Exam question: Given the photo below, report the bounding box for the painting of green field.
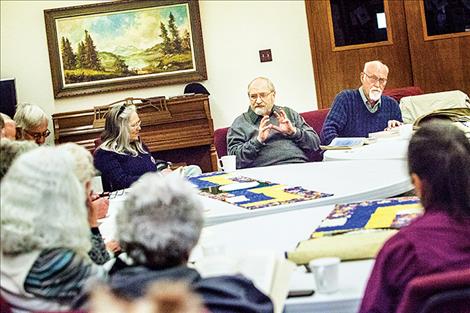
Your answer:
[56,4,194,85]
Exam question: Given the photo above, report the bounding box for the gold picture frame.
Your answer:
[44,0,207,98]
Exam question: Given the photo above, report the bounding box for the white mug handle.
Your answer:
[219,159,224,171]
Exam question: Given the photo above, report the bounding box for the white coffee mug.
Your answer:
[219,155,236,172]
[309,257,340,293]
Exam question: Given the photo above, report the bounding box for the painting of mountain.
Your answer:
[55,3,194,85]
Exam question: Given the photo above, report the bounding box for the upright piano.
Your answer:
[52,95,218,172]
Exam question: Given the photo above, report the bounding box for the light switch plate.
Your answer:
[259,49,272,62]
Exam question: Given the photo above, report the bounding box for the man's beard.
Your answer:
[254,107,268,115]
[369,89,382,102]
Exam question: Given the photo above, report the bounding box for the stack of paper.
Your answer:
[194,251,295,313]
[320,137,371,150]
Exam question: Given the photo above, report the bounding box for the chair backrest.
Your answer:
[0,295,13,313]
[300,109,330,135]
[383,86,424,103]
[299,109,330,161]
[396,269,470,313]
[213,108,330,161]
[213,127,229,158]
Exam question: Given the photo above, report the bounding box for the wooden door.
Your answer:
[404,1,470,95]
[305,0,413,109]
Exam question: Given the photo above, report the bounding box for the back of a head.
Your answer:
[13,102,48,131]
[408,120,470,216]
[57,142,95,184]
[117,173,204,268]
[90,281,205,313]
[1,146,91,256]
[0,139,37,181]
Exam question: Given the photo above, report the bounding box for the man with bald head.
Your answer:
[0,113,16,140]
[227,77,320,169]
[321,60,402,145]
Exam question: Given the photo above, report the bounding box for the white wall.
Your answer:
[0,0,318,129]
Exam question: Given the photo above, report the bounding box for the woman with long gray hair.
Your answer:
[94,104,201,191]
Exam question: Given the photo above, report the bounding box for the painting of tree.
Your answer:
[55,3,195,85]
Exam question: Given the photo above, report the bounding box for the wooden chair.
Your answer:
[383,86,424,103]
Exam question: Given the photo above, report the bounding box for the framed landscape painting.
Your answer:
[44,0,207,98]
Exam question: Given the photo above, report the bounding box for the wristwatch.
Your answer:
[156,161,172,171]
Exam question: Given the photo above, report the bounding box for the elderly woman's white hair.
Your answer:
[117,173,204,268]
[0,139,38,181]
[14,102,49,131]
[1,146,91,256]
[57,142,95,184]
[100,104,147,156]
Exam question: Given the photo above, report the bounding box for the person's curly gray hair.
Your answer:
[1,146,91,256]
[117,173,204,268]
[0,139,38,181]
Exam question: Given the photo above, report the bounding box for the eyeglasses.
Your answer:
[130,120,141,128]
[363,72,387,86]
[249,91,274,102]
[24,129,51,140]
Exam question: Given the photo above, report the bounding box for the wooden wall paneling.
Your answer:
[404,1,470,95]
[305,0,413,109]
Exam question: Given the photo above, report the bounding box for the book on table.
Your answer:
[320,137,375,150]
[193,251,295,313]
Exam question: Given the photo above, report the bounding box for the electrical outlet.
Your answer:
[259,49,272,62]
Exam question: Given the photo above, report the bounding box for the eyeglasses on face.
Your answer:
[363,72,387,86]
[249,90,274,102]
[24,129,51,140]
[129,120,141,128]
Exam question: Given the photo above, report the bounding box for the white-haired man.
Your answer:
[227,77,320,169]
[14,103,50,145]
[321,60,402,145]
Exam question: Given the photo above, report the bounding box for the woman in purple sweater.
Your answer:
[94,104,200,191]
[359,120,470,313]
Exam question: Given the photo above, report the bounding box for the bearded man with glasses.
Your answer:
[227,77,320,169]
[321,60,402,145]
